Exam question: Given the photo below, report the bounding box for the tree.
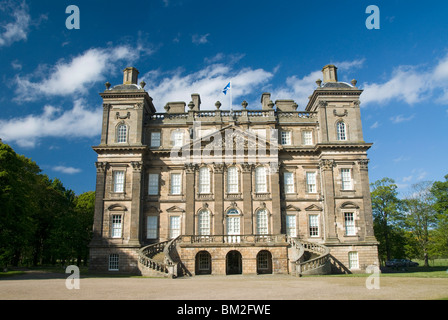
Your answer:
[431,174,448,257]
[402,181,437,267]
[370,178,404,263]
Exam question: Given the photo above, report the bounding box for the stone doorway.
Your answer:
[226,250,242,275]
[257,250,272,274]
[195,251,212,275]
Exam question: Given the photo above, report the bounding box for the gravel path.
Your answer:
[1,271,447,300]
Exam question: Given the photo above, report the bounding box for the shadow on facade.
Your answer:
[329,255,351,274]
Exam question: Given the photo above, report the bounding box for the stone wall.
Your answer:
[327,244,379,274]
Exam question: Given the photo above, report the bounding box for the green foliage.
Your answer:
[0,142,95,268]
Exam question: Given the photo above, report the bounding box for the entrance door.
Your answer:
[226,250,242,275]
[257,250,273,274]
[195,251,212,275]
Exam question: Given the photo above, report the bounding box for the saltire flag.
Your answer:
[223,82,231,95]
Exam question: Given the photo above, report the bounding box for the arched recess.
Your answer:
[256,250,273,274]
[195,251,212,275]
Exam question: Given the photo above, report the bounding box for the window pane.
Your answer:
[309,215,319,237]
[303,131,313,145]
[226,216,240,235]
[286,215,297,237]
[349,251,359,269]
[148,174,159,195]
[198,210,210,235]
[306,172,316,193]
[199,167,210,194]
[117,124,127,143]
[112,215,122,238]
[171,173,181,194]
[147,216,158,239]
[337,122,347,141]
[284,172,294,194]
[255,166,267,193]
[114,171,125,193]
[227,167,238,193]
[256,209,268,234]
[281,131,291,145]
[169,216,181,239]
[109,254,119,271]
[341,169,352,190]
[151,132,161,147]
[345,212,356,236]
[173,131,183,147]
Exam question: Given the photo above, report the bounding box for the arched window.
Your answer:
[117,123,127,143]
[337,121,347,141]
[226,208,240,243]
[256,209,269,235]
[198,209,210,235]
[199,167,211,194]
[255,166,267,193]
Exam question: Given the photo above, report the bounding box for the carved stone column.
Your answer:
[129,161,143,246]
[185,163,196,235]
[91,161,108,245]
[100,104,111,145]
[213,163,224,234]
[241,163,253,234]
[269,163,282,235]
[358,159,376,241]
[319,159,339,243]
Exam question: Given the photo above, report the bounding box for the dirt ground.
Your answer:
[0,270,447,300]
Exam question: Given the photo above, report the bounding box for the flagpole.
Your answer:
[230,81,233,115]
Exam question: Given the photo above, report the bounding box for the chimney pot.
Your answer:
[322,65,338,83]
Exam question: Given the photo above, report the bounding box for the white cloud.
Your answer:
[331,58,365,71]
[0,99,102,148]
[370,121,380,129]
[142,63,273,111]
[14,45,143,101]
[192,33,210,44]
[0,0,31,47]
[361,53,448,106]
[52,166,82,174]
[390,114,415,124]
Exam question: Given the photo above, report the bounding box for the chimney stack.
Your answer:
[123,67,139,85]
[322,65,338,83]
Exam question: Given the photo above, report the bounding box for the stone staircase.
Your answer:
[138,235,331,277]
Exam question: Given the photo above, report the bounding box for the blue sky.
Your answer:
[0,0,447,196]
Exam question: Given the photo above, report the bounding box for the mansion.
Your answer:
[88,65,379,276]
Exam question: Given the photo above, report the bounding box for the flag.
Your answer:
[223,82,231,95]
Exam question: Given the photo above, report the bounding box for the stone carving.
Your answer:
[116,111,131,119]
[319,159,334,170]
[358,159,369,170]
[333,109,348,117]
[184,163,197,173]
[213,163,224,173]
[131,161,143,172]
[95,161,108,173]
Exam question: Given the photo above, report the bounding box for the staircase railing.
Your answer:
[286,237,330,276]
[138,237,181,278]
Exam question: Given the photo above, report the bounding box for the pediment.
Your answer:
[108,204,128,211]
[284,204,301,212]
[305,204,322,211]
[166,205,185,213]
[340,202,360,209]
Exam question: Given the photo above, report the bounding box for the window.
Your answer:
[337,121,347,141]
[284,172,294,194]
[147,216,158,239]
[148,174,159,195]
[309,215,319,237]
[171,173,182,195]
[113,171,125,193]
[117,124,127,143]
[173,131,184,147]
[109,254,119,271]
[286,215,297,237]
[303,131,313,145]
[199,167,211,194]
[111,215,122,238]
[345,212,356,236]
[255,166,267,193]
[348,251,359,269]
[306,172,317,193]
[198,210,211,235]
[227,166,239,193]
[256,209,269,235]
[281,131,291,145]
[169,216,181,239]
[150,132,161,147]
[341,168,353,190]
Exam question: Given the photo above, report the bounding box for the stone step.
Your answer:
[151,252,166,263]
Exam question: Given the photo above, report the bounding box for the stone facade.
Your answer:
[89,65,379,275]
